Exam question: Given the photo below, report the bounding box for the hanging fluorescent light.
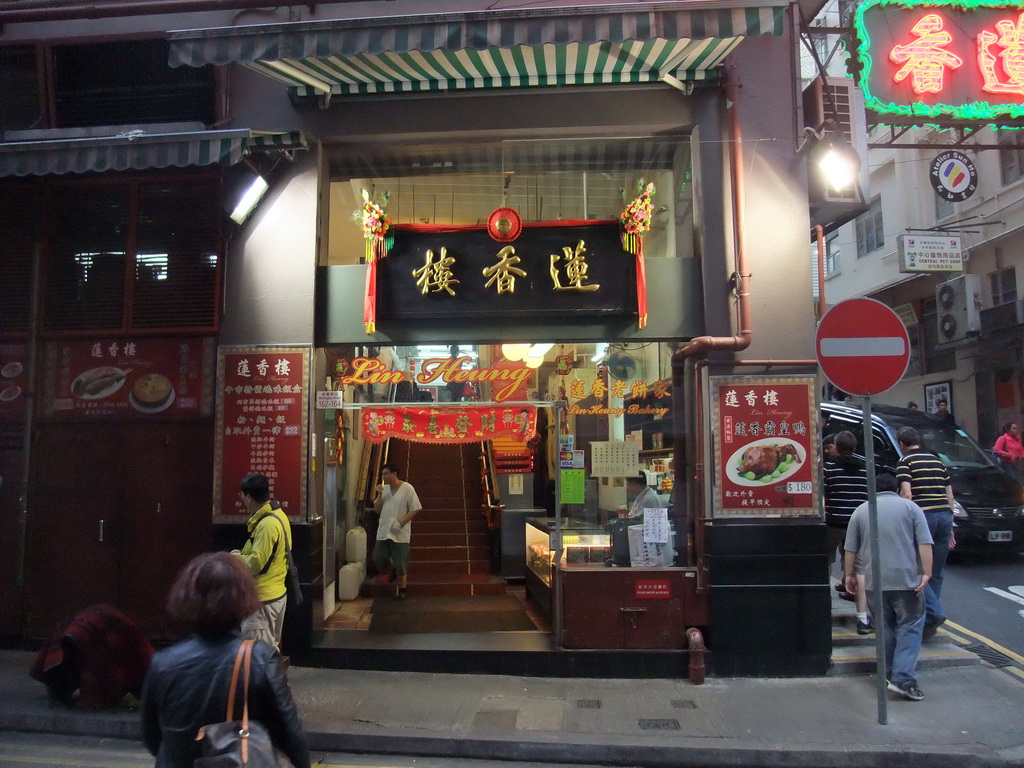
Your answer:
[501,343,531,361]
[230,174,269,224]
[591,343,608,362]
[528,343,554,358]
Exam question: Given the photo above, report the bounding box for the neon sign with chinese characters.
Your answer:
[854,0,1024,120]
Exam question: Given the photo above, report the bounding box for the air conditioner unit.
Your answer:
[936,274,983,343]
[980,299,1024,334]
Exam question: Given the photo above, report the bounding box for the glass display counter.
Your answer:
[524,515,707,648]
[525,517,610,585]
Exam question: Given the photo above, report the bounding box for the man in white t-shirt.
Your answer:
[372,462,423,600]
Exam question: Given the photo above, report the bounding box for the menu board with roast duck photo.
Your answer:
[41,338,214,419]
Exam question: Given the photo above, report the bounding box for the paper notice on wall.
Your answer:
[643,507,669,544]
[590,440,639,477]
[508,474,524,495]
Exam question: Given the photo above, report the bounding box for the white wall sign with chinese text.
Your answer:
[590,440,640,477]
[897,233,963,273]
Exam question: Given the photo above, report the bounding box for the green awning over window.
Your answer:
[168,3,786,96]
[0,129,306,178]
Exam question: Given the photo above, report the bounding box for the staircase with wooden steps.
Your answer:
[363,440,506,598]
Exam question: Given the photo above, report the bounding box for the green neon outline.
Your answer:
[853,0,1024,119]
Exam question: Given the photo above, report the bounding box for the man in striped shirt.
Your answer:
[823,431,870,632]
[896,426,956,640]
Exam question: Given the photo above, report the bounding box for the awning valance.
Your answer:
[168,3,786,96]
[0,128,307,178]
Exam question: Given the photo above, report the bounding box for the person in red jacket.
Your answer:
[993,422,1024,479]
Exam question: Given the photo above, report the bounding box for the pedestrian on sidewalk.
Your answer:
[844,473,933,702]
[823,431,870,632]
[140,552,310,768]
[373,462,423,600]
[896,426,955,640]
[233,473,294,654]
[992,422,1024,479]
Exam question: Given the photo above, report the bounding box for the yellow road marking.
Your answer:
[944,620,1024,666]
[0,755,146,767]
[1007,667,1024,681]
[939,628,970,645]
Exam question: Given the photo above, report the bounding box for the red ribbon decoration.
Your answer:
[635,235,648,330]
[361,405,537,445]
[363,251,378,334]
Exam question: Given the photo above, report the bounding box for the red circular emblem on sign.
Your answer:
[815,298,910,397]
[487,207,523,242]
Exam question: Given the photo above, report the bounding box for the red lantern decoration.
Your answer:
[487,207,523,242]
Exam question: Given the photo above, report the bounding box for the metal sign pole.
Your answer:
[862,395,887,725]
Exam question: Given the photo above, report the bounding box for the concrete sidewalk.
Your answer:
[1,649,1022,768]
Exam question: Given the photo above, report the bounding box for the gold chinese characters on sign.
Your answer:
[409,241,602,296]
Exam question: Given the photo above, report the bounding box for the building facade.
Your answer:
[1,0,825,669]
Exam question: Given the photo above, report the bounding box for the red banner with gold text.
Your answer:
[362,405,537,444]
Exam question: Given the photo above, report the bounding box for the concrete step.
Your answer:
[827,577,980,676]
[361,574,507,598]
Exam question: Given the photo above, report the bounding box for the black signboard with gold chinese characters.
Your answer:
[376,222,635,321]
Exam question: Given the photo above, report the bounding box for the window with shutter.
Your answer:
[31,173,222,335]
[0,182,43,337]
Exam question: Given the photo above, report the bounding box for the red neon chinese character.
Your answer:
[890,14,963,94]
[978,11,1024,95]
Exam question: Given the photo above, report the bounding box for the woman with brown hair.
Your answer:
[140,552,310,768]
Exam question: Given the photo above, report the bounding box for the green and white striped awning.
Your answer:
[0,128,306,178]
[168,2,786,97]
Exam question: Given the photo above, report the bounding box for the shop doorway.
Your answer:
[324,424,553,639]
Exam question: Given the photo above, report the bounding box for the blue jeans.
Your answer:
[873,589,925,686]
[924,509,953,624]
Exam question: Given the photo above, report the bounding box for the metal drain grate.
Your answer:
[576,699,602,709]
[671,699,698,709]
[639,718,681,731]
[964,644,1014,667]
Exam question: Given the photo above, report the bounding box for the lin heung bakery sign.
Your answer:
[341,356,532,402]
[854,0,1024,120]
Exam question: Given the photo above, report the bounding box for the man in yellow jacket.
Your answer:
[235,473,292,651]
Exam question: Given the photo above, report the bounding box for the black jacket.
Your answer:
[140,632,310,768]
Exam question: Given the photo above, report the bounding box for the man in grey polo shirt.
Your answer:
[844,473,933,702]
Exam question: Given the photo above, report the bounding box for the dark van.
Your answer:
[821,402,1024,554]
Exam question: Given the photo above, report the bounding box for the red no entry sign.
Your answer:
[815,298,910,397]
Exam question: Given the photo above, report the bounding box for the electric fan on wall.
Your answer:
[606,351,637,382]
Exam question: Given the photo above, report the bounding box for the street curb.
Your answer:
[0,712,1013,768]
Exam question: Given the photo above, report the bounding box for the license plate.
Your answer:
[988,531,1013,542]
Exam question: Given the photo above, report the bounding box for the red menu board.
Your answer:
[41,338,214,419]
[214,346,309,519]
[711,376,819,517]
[0,343,28,422]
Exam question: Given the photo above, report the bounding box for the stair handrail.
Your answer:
[479,441,502,529]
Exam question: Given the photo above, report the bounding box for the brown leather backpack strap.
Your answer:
[224,639,248,721]
[240,639,254,765]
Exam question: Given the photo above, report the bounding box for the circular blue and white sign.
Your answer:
[930,150,977,202]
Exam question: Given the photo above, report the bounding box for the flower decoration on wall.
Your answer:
[358,188,393,262]
[619,180,656,251]
[357,188,393,334]
[618,180,656,329]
